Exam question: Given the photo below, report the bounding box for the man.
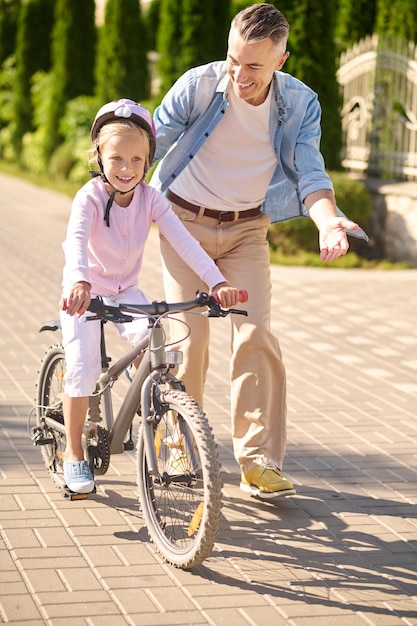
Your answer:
[150,3,367,500]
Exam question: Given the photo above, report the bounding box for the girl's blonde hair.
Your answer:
[89,120,151,177]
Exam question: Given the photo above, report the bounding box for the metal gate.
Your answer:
[337,35,417,180]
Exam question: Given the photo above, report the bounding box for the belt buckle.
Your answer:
[218,211,233,224]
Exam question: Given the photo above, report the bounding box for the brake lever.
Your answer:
[206,297,224,317]
[205,307,248,318]
[205,296,248,318]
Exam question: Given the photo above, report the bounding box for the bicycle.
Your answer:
[30,290,247,569]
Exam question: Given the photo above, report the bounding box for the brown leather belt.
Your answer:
[166,189,261,223]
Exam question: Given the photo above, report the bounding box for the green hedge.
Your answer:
[267,172,373,265]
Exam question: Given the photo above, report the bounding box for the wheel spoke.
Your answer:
[137,389,222,569]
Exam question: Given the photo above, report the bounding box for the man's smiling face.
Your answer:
[226,27,289,107]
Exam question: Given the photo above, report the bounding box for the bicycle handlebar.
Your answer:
[86,290,248,323]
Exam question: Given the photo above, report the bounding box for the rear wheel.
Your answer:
[137,389,222,569]
[35,345,110,482]
[36,344,66,475]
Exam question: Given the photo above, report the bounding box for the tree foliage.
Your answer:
[211,0,232,60]
[42,0,96,166]
[145,0,162,52]
[335,0,377,49]
[95,0,150,104]
[180,0,216,70]
[276,0,342,169]
[375,0,417,42]
[230,1,252,17]
[157,0,184,93]
[157,0,231,94]
[2,0,417,187]
[0,0,20,65]
[11,0,55,159]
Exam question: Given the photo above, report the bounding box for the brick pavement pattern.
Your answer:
[1,172,417,625]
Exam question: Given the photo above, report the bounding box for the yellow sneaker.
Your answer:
[240,463,296,499]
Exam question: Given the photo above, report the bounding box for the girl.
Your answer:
[60,99,240,494]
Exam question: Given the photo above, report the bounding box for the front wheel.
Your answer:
[137,389,222,569]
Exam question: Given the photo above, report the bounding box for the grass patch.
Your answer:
[0,160,80,198]
[269,248,412,269]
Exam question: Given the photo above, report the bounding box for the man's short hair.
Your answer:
[231,2,290,48]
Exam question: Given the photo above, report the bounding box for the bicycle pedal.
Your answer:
[31,428,54,446]
[62,485,96,501]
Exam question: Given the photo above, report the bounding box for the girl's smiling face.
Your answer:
[99,127,149,203]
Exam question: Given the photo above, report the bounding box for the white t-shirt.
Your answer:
[171,85,278,211]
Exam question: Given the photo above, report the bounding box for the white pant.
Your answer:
[61,286,149,397]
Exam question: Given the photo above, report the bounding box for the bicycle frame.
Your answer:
[38,313,181,471]
[94,317,183,475]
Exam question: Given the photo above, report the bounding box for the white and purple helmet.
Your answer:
[91,98,156,163]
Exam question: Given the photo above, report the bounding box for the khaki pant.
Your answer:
[160,204,287,473]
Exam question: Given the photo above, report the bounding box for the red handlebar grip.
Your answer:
[239,289,248,303]
[213,289,248,304]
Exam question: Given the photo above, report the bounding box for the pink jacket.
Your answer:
[62,177,225,296]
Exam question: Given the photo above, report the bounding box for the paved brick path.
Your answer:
[1,172,417,625]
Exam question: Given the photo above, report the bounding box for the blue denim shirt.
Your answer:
[151,61,367,239]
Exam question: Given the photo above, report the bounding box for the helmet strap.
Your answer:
[104,190,117,227]
[102,181,140,227]
[92,149,142,227]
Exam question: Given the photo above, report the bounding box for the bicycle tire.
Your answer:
[35,344,111,480]
[137,388,222,569]
[36,344,66,474]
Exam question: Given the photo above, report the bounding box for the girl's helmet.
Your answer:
[90,99,156,228]
[91,98,156,163]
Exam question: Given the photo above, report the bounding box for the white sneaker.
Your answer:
[63,460,95,494]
